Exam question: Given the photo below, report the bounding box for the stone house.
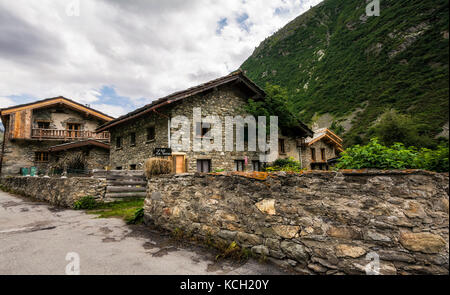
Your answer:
[0,97,114,175]
[96,71,313,173]
[301,128,344,170]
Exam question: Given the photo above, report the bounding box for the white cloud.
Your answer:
[0,0,322,113]
[0,97,15,108]
[90,103,128,118]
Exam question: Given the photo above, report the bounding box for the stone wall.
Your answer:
[109,84,301,172]
[0,176,106,207]
[144,170,449,275]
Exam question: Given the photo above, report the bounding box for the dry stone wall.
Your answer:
[144,170,449,275]
[0,176,106,207]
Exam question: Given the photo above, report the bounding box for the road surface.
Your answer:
[0,190,286,275]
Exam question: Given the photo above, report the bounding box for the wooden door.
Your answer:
[174,155,185,174]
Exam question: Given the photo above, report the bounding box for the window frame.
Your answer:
[321,148,326,161]
[279,139,286,154]
[196,159,211,173]
[146,126,156,142]
[130,132,136,146]
[235,160,245,172]
[252,160,261,172]
[195,122,211,139]
[36,121,50,129]
[311,148,316,161]
[116,136,123,149]
[34,151,49,162]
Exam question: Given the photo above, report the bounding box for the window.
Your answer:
[196,159,211,173]
[129,164,137,170]
[252,160,261,172]
[116,136,122,149]
[67,123,81,138]
[321,148,326,161]
[116,166,123,170]
[279,139,286,154]
[147,126,155,141]
[196,122,211,138]
[311,148,316,161]
[37,121,50,129]
[35,152,49,162]
[235,160,245,172]
[130,132,136,146]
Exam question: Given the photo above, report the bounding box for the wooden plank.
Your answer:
[105,192,147,198]
[106,186,147,193]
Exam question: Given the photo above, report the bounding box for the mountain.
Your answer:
[241,0,449,146]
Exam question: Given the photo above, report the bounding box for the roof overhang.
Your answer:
[308,133,344,152]
[48,140,110,152]
[0,96,114,122]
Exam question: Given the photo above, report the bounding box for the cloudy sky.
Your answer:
[0,0,322,119]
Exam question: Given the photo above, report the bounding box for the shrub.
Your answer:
[336,138,449,172]
[368,109,434,149]
[73,196,98,210]
[144,158,173,178]
[265,157,303,172]
[415,144,449,173]
[126,207,144,224]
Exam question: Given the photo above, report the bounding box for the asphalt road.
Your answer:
[0,190,286,275]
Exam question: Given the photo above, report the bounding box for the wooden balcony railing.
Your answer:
[31,129,110,142]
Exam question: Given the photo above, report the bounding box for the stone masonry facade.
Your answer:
[144,170,449,275]
[109,84,300,172]
[1,98,112,175]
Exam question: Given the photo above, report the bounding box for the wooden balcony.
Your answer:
[31,129,110,142]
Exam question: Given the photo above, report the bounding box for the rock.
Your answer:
[255,199,276,215]
[403,201,427,218]
[265,238,281,250]
[236,232,262,247]
[307,263,328,273]
[378,250,415,263]
[366,230,391,242]
[379,262,397,275]
[441,198,449,213]
[269,250,286,259]
[272,225,300,239]
[251,245,270,256]
[402,265,449,275]
[335,244,366,258]
[280,241,309,261]
[327,226,361,240]
[218,230,237,241]
[294,266,315,275]
[399,232,447,254]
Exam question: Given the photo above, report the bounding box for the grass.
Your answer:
[86,197,145,224]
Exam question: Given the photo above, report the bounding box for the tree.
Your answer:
[368,109,432,148]
[244,83,300,135]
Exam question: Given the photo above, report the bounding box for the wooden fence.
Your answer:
[93,170,147,199]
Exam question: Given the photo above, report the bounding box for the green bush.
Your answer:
[126,207,144,224]
[73,196,98,210]
[336,138,449,172]
[415,145,449,173]
[265,157,303,172]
